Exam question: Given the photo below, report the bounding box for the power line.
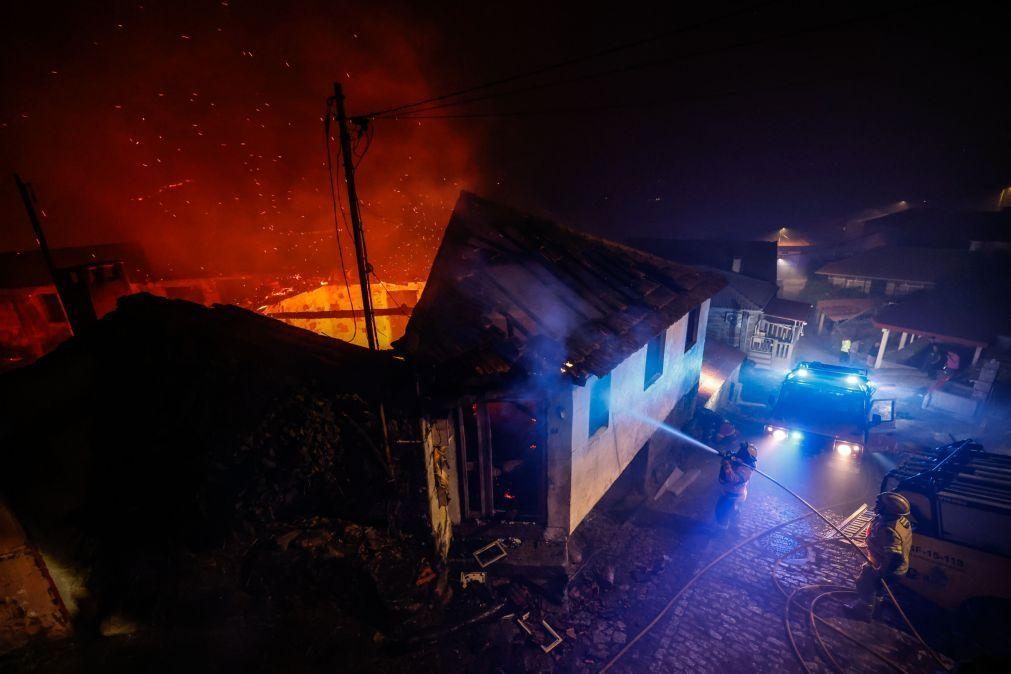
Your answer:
[376,71,871,121]
[380,1,939,121]
[323,101,359,341]
[359,0,786,119]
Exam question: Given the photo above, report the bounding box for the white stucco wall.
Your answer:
[567,300,710,532]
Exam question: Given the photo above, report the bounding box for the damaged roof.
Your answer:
[397,192,726,390]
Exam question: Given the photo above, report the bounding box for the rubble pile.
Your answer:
[0,294,439,666]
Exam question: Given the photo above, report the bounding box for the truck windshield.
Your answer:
[777,384,865,428]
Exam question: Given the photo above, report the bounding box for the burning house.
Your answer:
[397,193,725,562]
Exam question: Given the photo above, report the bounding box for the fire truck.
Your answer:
[881,439,1011,609]
[764,361,895,461]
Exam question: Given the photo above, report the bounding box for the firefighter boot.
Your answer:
[843,596,879,622]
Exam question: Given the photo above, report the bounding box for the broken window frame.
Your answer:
[455,399,548,523]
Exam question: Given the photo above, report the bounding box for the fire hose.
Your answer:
[599,429,950,673]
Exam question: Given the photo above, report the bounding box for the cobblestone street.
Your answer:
[552,443,951,674]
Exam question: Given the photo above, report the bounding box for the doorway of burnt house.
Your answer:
[456,400,547,523]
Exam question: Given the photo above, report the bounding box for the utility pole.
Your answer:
[330,83,379,351]
[14,174,75,335]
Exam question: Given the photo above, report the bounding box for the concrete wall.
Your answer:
[566,300,710,533]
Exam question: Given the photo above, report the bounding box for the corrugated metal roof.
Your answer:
[397,192,726,391]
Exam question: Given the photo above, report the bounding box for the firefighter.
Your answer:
[715,442,757,529]
[839,338,852,363]
[846,491,913,620]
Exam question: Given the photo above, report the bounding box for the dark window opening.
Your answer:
[589,373,611,436]
[457,400,546,523]
[684,306,701,352]
[39,293,65,323]
[644,330,666,389]
[487,401,543,520]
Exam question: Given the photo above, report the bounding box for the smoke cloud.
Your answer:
[1,1,477,282]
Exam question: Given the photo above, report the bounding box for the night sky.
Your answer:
[2,0,1008,281]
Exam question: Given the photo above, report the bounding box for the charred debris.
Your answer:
[0,293,447,664]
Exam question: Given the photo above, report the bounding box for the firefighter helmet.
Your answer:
[875,492,910,517]
[736,442,758,467]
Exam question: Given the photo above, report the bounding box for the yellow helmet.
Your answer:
[736,442,758,467]
[875,492,910,517]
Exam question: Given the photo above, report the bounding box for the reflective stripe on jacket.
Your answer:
[866,515,912,575]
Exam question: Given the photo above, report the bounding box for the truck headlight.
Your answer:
[790,430,804,440]
[834,442,862,457]
[771,428,787,441]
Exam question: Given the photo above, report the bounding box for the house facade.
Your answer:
[702,268,810,370]
[399,193,725,559]
[814,246,970,297]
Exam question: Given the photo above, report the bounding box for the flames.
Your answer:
[2,3,476,285]
[262,280,426,350]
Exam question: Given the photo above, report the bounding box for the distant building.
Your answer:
[813,246,971,297]
[0,244,145,366]
[629,244,811,370]
[859,207,1011,252]
[0,243,302,370]
[399,193,725,561]
[625,238,778,284]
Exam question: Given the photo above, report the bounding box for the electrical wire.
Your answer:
[359,0,786,120]
[377,72,869,121]
[352,120,374,169]
[381,0,940,122]
[323,101,359,341]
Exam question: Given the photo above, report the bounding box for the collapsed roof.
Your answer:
[397,192,726,392]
